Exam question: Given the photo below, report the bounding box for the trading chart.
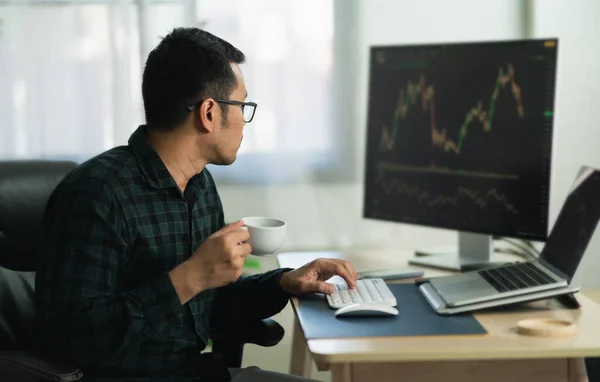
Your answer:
[363,40,557,239]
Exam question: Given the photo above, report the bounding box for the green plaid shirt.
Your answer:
[34,126,290,381]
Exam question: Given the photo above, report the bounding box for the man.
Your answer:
[33,27,358,382]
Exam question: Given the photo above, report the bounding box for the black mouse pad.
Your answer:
[296,283,487,339]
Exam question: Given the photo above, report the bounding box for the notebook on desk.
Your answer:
[419,166,600,315]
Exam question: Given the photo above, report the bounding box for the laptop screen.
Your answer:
[539,166,600,282]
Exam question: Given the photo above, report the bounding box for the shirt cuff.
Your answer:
[267,267,294,302]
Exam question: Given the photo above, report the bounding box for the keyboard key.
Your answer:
[356,281,372,300]
[373,279,396,301]
[340,289,351,303]
[349,288,362,302]
[326,278,397,309]
[365,280,382,301]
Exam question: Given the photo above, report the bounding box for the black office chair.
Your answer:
[0,160,284,381]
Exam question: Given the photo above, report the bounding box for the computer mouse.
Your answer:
[334,303,399,318]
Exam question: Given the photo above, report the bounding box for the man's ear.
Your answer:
[198,99,217,133]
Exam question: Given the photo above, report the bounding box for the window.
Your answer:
[0,0,141,160]
[0,0,351,184]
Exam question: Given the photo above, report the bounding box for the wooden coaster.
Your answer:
[516,318,577,337]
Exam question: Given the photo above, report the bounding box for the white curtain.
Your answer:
[0,0,344,185]
[0,0,140,159]
[0,0,368,255]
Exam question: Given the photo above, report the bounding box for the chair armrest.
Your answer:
[0,351,83,381]
[211,318,285,347]
[210,318,285,368]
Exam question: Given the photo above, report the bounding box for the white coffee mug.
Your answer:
[241,216,287,256]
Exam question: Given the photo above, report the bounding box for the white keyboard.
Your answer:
[326,277,397,309]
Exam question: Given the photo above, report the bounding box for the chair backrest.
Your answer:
[0,160,78,350]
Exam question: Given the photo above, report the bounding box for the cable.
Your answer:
[521,239,541,255]
[493,237,539,260]
[494,247,536,261]
[500,237,539,256]
[512,239,541,257]
[505,239,539,259]
[493,247,532,260]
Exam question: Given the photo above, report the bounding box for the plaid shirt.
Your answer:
[34,126,290,381]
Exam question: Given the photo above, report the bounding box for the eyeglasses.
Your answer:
[186,99,258,123]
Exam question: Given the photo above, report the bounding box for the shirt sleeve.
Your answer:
[209,267,294,328]
[33,176,182,368]
[206,170,292,327]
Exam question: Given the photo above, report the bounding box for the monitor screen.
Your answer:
[540,167,600,281]
[363,39,558,240]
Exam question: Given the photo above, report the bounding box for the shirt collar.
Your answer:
[128,125,209,193]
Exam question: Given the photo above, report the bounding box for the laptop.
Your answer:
[419,166,600,312]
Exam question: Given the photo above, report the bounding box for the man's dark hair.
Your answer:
[141,27,245,131]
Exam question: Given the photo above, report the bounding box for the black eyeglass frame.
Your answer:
[186,99,258,123]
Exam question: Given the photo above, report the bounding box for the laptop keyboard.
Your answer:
[479,262,557,293]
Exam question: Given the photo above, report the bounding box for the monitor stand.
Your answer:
[408,231,516,272]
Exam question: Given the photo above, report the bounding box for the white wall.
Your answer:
[531,0,600,288]
[219,0,600,287]
[219,0,523,249]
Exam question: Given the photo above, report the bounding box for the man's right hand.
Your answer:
[169,220,251,304]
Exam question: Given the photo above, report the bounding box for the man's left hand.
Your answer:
[279,258,359,296]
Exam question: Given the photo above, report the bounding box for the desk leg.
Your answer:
[331,364,352,382]
[568,358,589,382]
[289,316,312,378]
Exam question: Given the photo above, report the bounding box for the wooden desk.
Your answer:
[277,249,600,382]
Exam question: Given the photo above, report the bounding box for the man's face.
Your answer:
[210,63,248,165]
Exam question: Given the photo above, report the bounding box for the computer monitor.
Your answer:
[362,38,558,271]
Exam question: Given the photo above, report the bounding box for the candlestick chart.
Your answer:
[363,40,557,240]
[379,63,524,155]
